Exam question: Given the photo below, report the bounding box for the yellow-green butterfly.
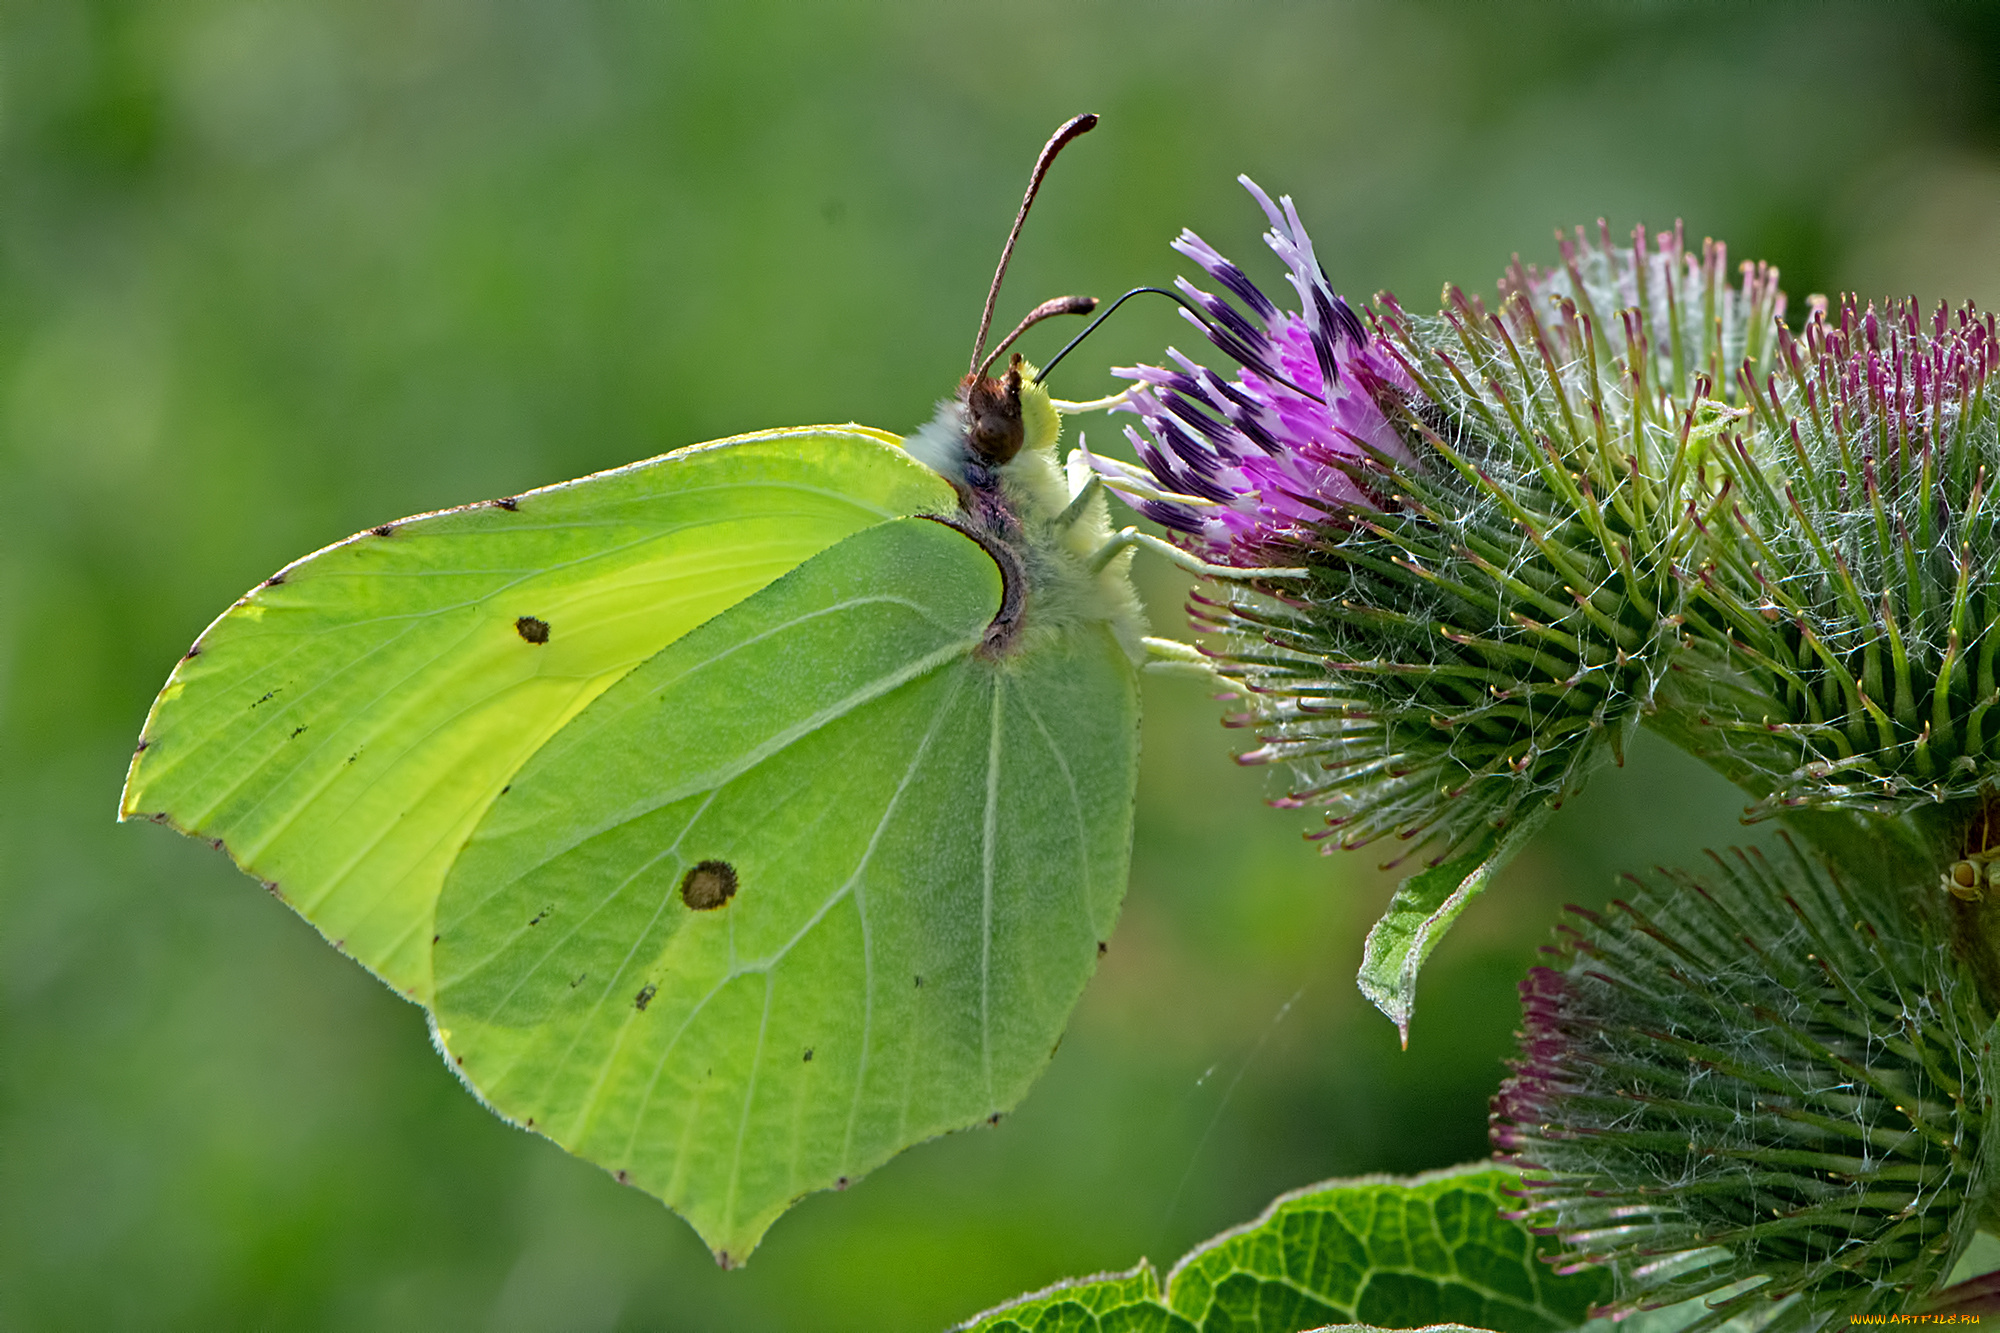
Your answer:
[119,114,1217,1264]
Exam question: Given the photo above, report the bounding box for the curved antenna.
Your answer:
[1034,286,1328,405]
[976,294,1098,379]
[969,113,1099,377]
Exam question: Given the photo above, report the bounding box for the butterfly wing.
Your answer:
[431,515,1140,1262]
[120,427,953,1001]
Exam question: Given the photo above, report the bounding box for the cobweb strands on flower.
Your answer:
[1492,837,2000,1333]
[1680,296,2000,818]
[1106,191,1782,867]
[1500,219,1788,417]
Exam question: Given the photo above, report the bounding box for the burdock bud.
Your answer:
[1678,296,2000,819]
[1493,838,2000,1333]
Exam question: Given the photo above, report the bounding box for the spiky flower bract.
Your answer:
[1492,838,2000,1333]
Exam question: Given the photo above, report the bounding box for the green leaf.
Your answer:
[432,515,1141,1263]
[1355,808,1553,1043]
[952,1163,1611,1333]
[121,426,950,1002]
[953,1264,1187,1333]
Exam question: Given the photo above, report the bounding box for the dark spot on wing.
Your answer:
[913,975,923,988]
[528,905,553,926]
[987,1113,1002,1126]
[289,725,308,739]
[372,523,396,538]
[492,496,519,511]
[253,689,280,707]
[1097,941,1107,956]
[836,1176,849,1191]
[803,1048,813,1062]
[515,615,550,644]
[432,934,440,943]
[615,1169,630,1185]
[347,751,360,765]
[571,972,587,988]
[680,860,737,911]
[634,983,657,1011]
[499,784,510,794]
[183,644,201,660]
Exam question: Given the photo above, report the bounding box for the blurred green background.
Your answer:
[6,2,2000,1328]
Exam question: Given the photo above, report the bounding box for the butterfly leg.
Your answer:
[1050,389,1136,415]
[1052,473,1104,530]
[1140,636,1216,678]
[1088,527,1311,582]
[1070,449,1214,509]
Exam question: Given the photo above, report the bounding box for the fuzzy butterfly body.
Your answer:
[123,350,1146,1261]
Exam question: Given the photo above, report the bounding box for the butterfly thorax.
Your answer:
[906,356,1145,666]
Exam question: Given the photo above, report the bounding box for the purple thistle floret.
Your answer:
[1108,178,1416,564]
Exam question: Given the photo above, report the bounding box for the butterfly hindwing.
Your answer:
[431,515,1140,1262]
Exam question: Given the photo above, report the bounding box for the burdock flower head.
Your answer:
[1098,188,1784,1029]
[1493,840,2000,1333]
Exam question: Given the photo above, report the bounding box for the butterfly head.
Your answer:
[906,352,1061,497]
[960,353,1063,467]
[960,359,1026,467]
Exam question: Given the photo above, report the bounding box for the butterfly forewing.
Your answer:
[430,516,1139,1262]
[120,428,953,1001]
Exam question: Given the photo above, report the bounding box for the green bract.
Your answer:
[122,389,1147,1261]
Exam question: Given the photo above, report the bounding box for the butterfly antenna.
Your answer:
[1034,286,1327,405]
[976,294,1098,379]
[969,113,1099,378]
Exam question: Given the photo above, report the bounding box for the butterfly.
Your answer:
[116,114,1213,1265]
